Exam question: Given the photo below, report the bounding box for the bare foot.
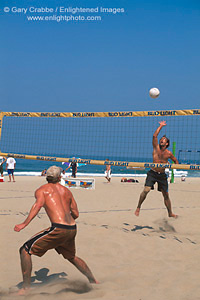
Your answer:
[89,279,100,284]
[169,213,178,218]
[135,208,140,216]
[11,288,31,296]
[18,288,31,296]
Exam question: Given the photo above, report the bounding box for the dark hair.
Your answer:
[46,176,60,183]
[161,135,170,148]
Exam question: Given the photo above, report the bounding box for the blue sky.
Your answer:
[1,0,200,113]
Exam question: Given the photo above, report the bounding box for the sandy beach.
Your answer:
[0,175,200,300]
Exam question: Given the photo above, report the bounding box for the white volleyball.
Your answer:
[149,87,160,98]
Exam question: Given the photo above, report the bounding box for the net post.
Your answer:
[170,142,176,183]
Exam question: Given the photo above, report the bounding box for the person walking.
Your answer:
[6,156,16,182]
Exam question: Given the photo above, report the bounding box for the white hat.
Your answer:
[46,166,61,178]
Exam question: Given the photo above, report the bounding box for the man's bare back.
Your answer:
[14,166,98,295]
[36,183,78,226]
[14,181,79,233]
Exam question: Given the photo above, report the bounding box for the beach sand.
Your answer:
[0,175,200,300]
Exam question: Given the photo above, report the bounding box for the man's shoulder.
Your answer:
[36,183,49,192]
[61,184,73,196]
[56,183,73,199]
[7,157,15,162]
[60,183,71,192]
[166,149,172,155]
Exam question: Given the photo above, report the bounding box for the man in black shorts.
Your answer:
[65,158,77,178]
[135,121,179,218]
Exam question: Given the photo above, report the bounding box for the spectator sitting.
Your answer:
[41,169,47,176]
[121,177,139,183]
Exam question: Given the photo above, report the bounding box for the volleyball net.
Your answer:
[0,109,200,170]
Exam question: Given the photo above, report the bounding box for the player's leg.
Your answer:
[55,227,98,284]
[135,186,151,216]
[105,171,109,182]
[8,172,11,182]
[135,170,155,216]
[68,256,99,283]
[18,246,32,293]
[12,170,15,182]
[107,170,111,182]
[161,190,177,218]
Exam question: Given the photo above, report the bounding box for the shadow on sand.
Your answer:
[6,268,93,297]
[17,268,68,289]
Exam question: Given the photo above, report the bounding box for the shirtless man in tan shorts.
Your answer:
[135,121,179,218]
[14,166,98,295]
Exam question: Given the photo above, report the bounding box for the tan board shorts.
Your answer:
[23,223,77,260]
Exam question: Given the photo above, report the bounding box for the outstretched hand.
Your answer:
[159,121,166,127]
[14,223,26,232]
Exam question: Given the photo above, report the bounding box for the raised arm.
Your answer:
[153,121,166,147]
[65,164,71,171]
[169,152,179,164]
[14,188,45,232]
